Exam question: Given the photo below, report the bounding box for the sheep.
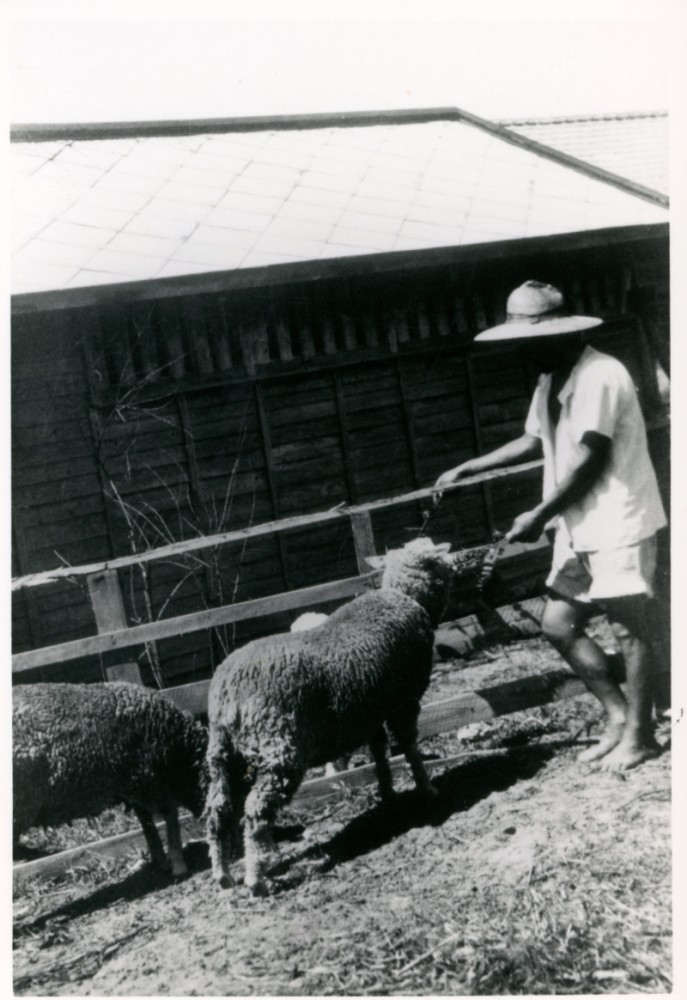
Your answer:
[291,611,349,777]
[205,537,457,894]
[13,681,208,877]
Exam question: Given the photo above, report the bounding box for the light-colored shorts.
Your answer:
[546,532,657,603]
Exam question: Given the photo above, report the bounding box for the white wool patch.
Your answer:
[290,612,329,632]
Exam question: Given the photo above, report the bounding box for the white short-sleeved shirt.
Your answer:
[525,346,666,551]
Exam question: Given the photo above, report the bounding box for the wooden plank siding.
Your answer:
[11,237,669,686]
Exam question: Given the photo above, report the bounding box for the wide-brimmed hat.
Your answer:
[474,281,603,342]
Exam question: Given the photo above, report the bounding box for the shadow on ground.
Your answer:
[267,744,555,889]
[13,821,306,939]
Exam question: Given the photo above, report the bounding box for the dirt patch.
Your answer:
[13,637,672,995]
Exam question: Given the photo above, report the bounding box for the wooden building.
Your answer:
[11,108,670,688]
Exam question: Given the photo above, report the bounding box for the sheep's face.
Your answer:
[375,538,457,625]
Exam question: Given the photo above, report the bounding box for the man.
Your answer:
[435,280,667,771]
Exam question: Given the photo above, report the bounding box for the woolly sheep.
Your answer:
[13,681,208,877]
[291,612,348,777]
[206,537,457,894]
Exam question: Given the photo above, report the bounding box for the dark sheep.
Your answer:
[13,681,208,876]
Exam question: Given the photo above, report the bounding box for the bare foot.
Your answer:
[598,736,661,772]
[577,719,626,763]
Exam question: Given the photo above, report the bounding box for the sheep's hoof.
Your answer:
[217,873,233,890]
[247,878,269,897]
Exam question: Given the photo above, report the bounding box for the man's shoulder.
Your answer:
[578,347,632,387]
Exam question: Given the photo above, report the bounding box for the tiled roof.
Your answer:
[11,117,668,295]
[503,112,668,197]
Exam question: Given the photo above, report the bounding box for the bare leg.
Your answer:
[599,596,662,771]
[132,804,168,870]
[646,596,671,719]
[542,596,627,763]
[387,710,437,797]
[368,727,395,801]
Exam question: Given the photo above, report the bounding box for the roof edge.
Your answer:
[501,110,668,126]
[11,223,669,317]
[10,105,668,209]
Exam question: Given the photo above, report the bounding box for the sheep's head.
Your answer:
[367,537,459,626]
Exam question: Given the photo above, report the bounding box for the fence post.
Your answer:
[350,510,377,583]
[86,570,144,684]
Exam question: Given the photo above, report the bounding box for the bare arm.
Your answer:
[507,431,611,542]
[434,433,542,491]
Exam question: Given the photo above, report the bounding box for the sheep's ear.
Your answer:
[365,554,387,570]
[433,542,452,554]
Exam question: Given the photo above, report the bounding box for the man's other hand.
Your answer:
[506,508,547,543]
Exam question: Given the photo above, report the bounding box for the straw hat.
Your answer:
[474,281,602,342]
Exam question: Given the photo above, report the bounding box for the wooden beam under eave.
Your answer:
[10,225,669,317]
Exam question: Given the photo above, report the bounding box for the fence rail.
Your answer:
[11,461,544,678]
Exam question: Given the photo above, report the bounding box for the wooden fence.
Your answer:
[14,460,640,886]
[11,461,543,687]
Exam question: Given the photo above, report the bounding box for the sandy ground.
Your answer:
[12,635,672,996]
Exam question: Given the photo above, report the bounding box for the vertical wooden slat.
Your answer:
[434,299,451,338]
[319,303,338,355]
[361,311,379,348]
[295,305,316,359]
[183,299,214,374]
[349,510,377,581]
[103,308,136,387]
[339,280,358,351]
[273,315,293,361]
[395,359,421,487]
[254,382,293,589]
[206,299,233,371]
[452,294,471,336]
[464,352,496,537]
[157,300,187,378]
[240,315,270,374]
[129,304,160,381]
[416,300,432,339]
[394,305,411,345]
[86,570,143,683]
[332,372,358,504]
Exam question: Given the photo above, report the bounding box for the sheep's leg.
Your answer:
[161,804,188,877]
[243,765,299,896]
[369,727,395,801]
[132,804,168,870]
[387,709,437,798]
[206,742,240,889]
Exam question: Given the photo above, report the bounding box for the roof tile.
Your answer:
[328,226,398,252]
[84,248,169,277]
[216,190,287,216]
[185,225,259,251]
[59,203,133,231]
[169,242,248,268]
[11,114,668,293]
[38,219,118,249]
[14,239,98,269]
[155,180,226,206]
[105,231,180,259]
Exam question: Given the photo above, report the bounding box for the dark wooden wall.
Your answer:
[12,232,669,686]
